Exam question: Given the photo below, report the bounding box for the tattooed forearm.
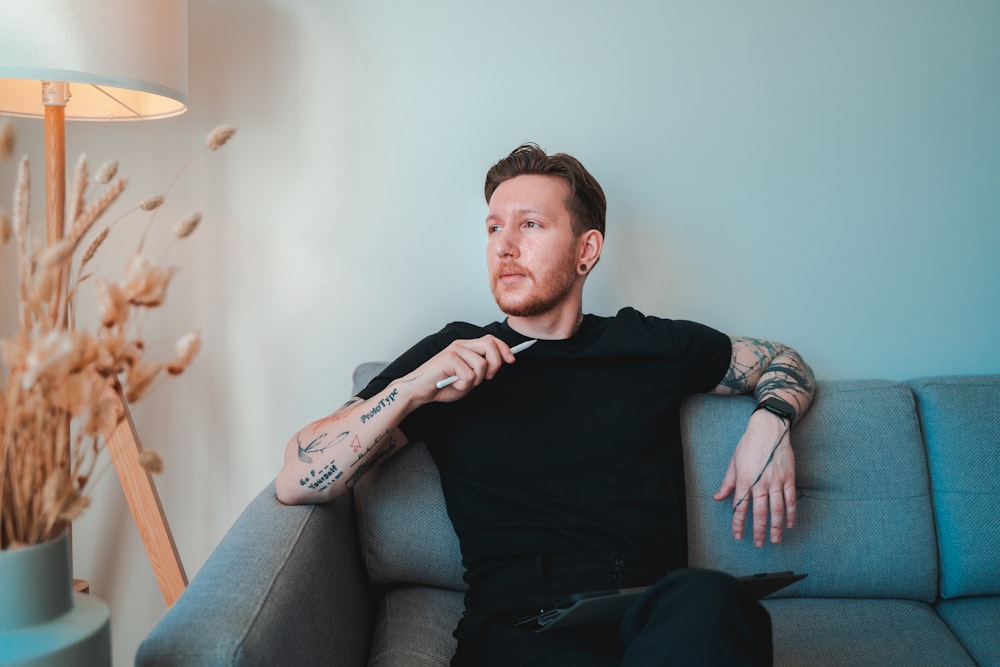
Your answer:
[360,388,399,424]
[754,347,816,421]
[346,431,398,489]
[297,430,350,463]
[300,460,343,491]
[716,336,816,422]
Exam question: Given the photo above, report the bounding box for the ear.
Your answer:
[577,230,604,275]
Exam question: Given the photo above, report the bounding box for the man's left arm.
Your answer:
[710,336,817,547]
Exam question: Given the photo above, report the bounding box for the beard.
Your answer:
[491,256,578,317]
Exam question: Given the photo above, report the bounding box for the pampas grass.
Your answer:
[0,123,236,549]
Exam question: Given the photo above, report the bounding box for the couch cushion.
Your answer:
[765,598,975,666]
[683,380,938,602]
[936,596,1000,667]
[353,441,467,590]
[353,358,466,589]
[908,374,1000,599]
[367,586,463,667]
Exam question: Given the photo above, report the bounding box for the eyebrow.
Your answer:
[485,207,547,222]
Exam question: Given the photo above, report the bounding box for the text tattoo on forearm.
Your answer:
[359,388,399,424]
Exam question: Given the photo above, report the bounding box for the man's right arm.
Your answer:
[275,334,518,505]
[274,384,416,505]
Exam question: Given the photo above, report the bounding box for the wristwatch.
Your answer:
[753,397,796,424]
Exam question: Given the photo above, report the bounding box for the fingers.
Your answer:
[712,461,736,502]
[722,474,796,547]
[436,336,516,392]
[736,482,796,547]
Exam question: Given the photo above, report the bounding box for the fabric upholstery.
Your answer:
[367,586,463,667]
[765,598,975,666]
[683,381,938,602]
[352,361,468,590]
[354,443,466,590]
[136,484,374,667]
[135,368,999,666]
[936,597,1000,667]
[908,375,1000,598]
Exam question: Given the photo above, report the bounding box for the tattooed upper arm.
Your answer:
[712,336,816,419]
[713,337,786,395]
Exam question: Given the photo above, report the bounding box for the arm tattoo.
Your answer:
[719,337,784,394]
[345,430,398,489]
[297,430,350,463]
[754,347,816,420]
[720,336,816,421]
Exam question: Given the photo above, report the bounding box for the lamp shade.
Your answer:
[0,0,188,121]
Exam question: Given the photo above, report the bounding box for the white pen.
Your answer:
[435,339,537,389]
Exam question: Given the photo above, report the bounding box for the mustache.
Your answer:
[493,262,534,282]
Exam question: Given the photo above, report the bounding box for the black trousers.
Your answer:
[452,565,773,666]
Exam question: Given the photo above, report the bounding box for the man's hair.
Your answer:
[484,143,606,237]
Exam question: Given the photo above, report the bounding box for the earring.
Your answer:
[579,263,588,272]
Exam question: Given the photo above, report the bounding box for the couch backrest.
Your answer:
[351,364,940,602]
[908,375,1000,599]
[682,380,938,602]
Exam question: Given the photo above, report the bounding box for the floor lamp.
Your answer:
[0,0,190,607]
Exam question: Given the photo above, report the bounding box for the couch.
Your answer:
[136,368,1000,666]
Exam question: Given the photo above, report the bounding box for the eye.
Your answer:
[524,220,541,229]
[487,224,502,234]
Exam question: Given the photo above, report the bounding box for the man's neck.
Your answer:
[506,308,584,341]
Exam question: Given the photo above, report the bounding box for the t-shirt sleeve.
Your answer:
[675,320,732,393]
[638,312,731,394]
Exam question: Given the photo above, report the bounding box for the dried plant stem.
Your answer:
[80,227,110,268]
[2,123,234,550]
[13,158,31,330]
[70,177,127,249]
[69,155,88,225]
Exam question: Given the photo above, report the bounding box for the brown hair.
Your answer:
[484,143,606,237]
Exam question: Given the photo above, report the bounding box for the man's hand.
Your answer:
[405,335,518,404]
[713,410,796,547]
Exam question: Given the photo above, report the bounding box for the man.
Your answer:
[277,143,815,665]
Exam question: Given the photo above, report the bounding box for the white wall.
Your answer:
[2,1,998,663]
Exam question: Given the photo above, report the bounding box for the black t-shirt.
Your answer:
[358,307,731,586]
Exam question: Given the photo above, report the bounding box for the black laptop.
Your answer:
[513,571,807,632]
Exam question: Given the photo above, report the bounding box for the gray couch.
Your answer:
[137,369,1000,666]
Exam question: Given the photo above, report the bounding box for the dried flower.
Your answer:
[70,177,126,243]
[125,359,161,402]
[96,280,129,329]
[1,121,230,549]
[21,330,91,389]
[60,494,91,523]
[139,195,165,211]
[172,212,202,239]
[0,119,13,161]
[206,125,237,150]
[123,254,174,307]
[38,238,75,269]
[48,371,93,415]
[96,159,119,184]
[138,450,164,474]
[1,209,11,244]
[80,227,110,266]
[70,155,88,223]
[166,332,201,375]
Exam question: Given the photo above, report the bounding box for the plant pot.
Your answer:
[0,532,110,666]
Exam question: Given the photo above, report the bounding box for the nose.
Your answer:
[491,226,518,258]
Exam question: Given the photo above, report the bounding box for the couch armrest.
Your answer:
[137,481,374,666]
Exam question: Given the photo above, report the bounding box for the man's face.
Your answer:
[486,174,580,317]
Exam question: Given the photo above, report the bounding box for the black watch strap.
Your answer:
[753,397,796,424]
